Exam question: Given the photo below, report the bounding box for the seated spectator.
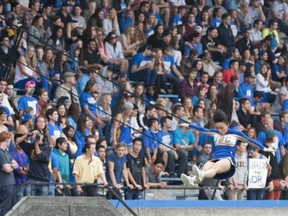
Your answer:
[104,32,129,74]
[128,44,157,87]
[103,8,120,36]
[55,72,80,105]
[120,26,142,57]
[14,45,48,91]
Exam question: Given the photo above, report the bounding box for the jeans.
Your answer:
[129,68,157,87]
[26,180,49,196]
[0,184,14,216]
[176,150,188,175]
[247,189,265,200]
[14,184,27,203]
[125,189,143,200]
[14,76,49,92]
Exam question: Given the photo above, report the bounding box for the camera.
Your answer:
[35,134,41,141]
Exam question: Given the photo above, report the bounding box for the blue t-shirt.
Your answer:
[18,95,38,114]
[48,123,63,138]
[80,92,97,116]
[257,130,284,164]
[106,152,127,185]
[170,14,183,26]
[75,74,90,96]
[142,129,159,155]
[238,82,254,104]
[173,127,195,147]
[157,130,173,147]
[128,53,152,77]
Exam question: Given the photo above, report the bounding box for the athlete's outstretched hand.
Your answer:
[179,123,189,128]
[263,147,275,153]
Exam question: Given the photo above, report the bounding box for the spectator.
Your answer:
[103,8,120,36]
[104,32,129,73]
[14,45,48,91]
[125,138,147,200]
[19,117,52,197]
[227,141,248,200]
[46,107,66,144]
[73,141,107,196]
[263,129,285,200]
[238,72,255,104]
[142,117,160,166]
[145,158,167,189]
[53,137,71,191]
[236,98,252,130]
[111,102,134,148]
[217,13,234,57]
[106,143,133,198]
[247,146,269,200]
[27,15,45,47]
[55,72,80,105]
[17,81,38,117]
[128,44,157,87]
[0,131,18,216]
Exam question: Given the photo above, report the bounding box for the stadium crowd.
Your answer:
[1,0,288,215]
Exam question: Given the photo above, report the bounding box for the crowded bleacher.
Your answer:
[1,0,288,215]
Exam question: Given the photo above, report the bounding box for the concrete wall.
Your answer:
[6,197,122,216]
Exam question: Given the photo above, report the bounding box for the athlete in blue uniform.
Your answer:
[180,110,274,186]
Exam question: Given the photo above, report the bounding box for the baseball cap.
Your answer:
[265,129,275,140]
[122,102,134,110]
[63,72,76,79]
[21,113,33,122]
[25,80,36,88]
[62,2,70,7]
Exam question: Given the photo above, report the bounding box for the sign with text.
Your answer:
[248,158,268,189]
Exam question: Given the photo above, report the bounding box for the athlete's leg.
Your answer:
[202,159,231,179]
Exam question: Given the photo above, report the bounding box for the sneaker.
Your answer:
[192,165,204,183]
[180,174,194,186]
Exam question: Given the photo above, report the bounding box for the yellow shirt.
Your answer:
[73,154,103,183]
[262,28,280,44]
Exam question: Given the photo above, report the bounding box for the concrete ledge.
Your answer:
[7,197,122,216]
[110,200,288,216]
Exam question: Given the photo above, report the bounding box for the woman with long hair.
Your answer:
[183,97,193,122]
[88,8,105,28]
[27,15,45,47]
[103,8,120,36]
[47,26,65,53]
[37,88,49,116]
[132,83,145,114]
[205,84,218,111]
[14,45,47,90]
[56,103,68,129]
[67,103,80,131]
[63,125,78,182]
[104,32,129,73]
[74,114,97,157]
[256,62,276,104]
[120,26,142,57]
[192,85,206,107]
[111,102,134,148]
[147,24,164,48]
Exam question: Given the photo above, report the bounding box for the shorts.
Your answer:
[210,157,236,180]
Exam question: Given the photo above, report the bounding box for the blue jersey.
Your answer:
[18,95,38,114]
[80,92,97,116]
[188,124,265,164]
